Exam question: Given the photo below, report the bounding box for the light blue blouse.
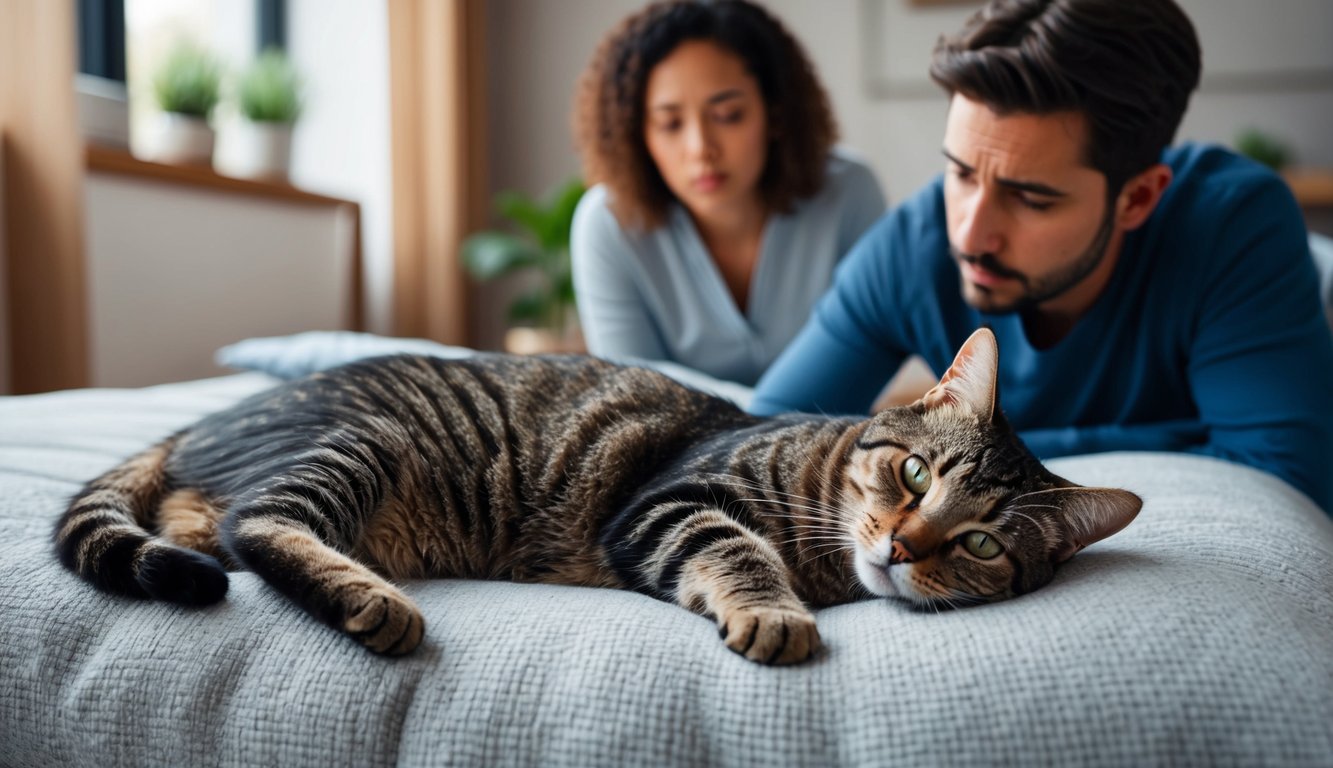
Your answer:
[571,149,886,386]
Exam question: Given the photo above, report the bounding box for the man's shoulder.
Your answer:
[1134,144,1313,310]
[1146,144,1302,260]
[1161,143,1293,214]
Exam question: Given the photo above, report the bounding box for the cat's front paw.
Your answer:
[342,585,425,655]
[718,606,822,665]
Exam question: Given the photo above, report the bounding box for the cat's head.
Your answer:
[843,328,1141,607]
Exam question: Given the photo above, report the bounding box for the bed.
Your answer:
[2,338,1331,767]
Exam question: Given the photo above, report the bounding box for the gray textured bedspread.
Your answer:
[1,373,1331,767]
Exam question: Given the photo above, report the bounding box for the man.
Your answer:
[749,0,1333,513]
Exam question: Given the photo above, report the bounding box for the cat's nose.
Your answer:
[889,517,944,564]
[888,537,916,564]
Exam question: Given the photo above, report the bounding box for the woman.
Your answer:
[571,0,886,386]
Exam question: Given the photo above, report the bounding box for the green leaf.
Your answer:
[495,192,547,240]
[238,49,302,123]
[460,232,540,280]
[547,179,587,251]
[507,289,552,325]
[467,177,584,329]
[1234,128,1292,170]
[153,42,223,117]
[555,271,577,307]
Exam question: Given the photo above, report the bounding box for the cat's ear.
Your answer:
[1047,487,1143,563]
[918,328,998,420]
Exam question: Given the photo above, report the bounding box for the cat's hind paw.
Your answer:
[718,606,822,665]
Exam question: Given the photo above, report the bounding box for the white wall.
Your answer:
[286,0,393,336]
[485,0,1333,224]
[84,173,356,387]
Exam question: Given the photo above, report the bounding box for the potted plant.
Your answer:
[462,179,586,354]
[1235,128,1293,171]
[232,49,303,181]
[148,42,223,166]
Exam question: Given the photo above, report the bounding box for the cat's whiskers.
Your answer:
[734,496,832,518]
[789,534,850,546]
[788,528,847,543]
[796,539,851,569]
[1004,502,1061,511]
[998,506,1058,532]
[1008,488,1068,505]
[705,473,842,516]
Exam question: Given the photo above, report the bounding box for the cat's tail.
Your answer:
[53,436,228,606]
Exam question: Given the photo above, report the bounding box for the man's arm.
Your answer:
[1020,421,1207,458]
[749,312,902,416]
[1182,198,1333,513]
[750,206,921,416]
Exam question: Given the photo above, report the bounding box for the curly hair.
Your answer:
[929,0,1201,195]
[573,0,837,231]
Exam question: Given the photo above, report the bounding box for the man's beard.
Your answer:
[953,202,1117,314]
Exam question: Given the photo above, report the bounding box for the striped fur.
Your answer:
[53,330,1141,663]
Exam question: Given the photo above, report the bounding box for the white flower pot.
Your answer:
[229,121,294,181]
[503,325,586,355]
[148,112,215,166]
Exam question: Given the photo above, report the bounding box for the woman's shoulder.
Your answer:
[573,183,691,271]
[824,147,880,188]
[573,184,636,247]
[785,147,886,237]
[811,147,885,209]
[574,183,614,227]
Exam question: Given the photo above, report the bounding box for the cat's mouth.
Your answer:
[853,548,967,609]
[853,549,919,600]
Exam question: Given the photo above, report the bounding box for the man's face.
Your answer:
[942,95,1116,315]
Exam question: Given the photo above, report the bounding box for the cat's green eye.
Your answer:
[962,531,1003,560]
[901,455,931,495]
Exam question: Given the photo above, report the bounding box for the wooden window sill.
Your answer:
[1283,168,1333,208]
[85,142,357,209]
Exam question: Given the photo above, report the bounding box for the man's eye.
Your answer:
[1018,195,1054,211]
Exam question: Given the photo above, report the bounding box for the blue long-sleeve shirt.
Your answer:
[750,144,1333,514]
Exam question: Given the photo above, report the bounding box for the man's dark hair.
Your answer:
[929,0,1201,194]
[574,0,836,230]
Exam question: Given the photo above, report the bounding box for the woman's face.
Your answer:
[642,39,769,221]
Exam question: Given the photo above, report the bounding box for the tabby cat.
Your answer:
[54,329,1140,664]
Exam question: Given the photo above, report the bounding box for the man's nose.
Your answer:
[954,190,1003,256]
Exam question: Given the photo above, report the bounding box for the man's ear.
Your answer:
[1115,163,1173,232]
